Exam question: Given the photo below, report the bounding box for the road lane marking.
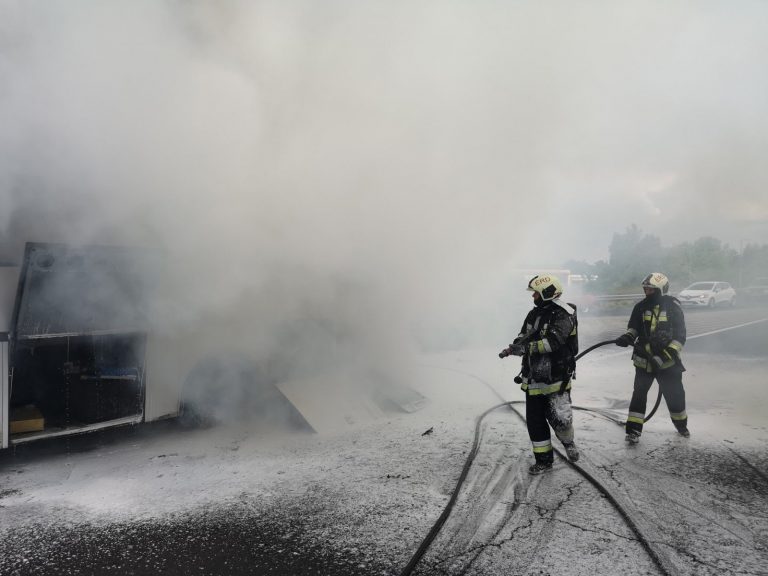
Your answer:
[686,316,768,339]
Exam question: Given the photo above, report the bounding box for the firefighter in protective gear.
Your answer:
[499,274,580,474]
[615,272,689,443]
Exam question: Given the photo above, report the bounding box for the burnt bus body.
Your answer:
[0,242,425,450]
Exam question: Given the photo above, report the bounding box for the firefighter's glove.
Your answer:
[615,333,634,348]
[651,355,665,369]
[499,343,526,358]
[510,343,526,357]
[650,333,671,355]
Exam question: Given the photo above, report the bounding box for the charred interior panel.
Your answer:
[11,334,146,428]
[8,243,151,440]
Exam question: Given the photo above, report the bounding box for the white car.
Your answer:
[677,281,736,308]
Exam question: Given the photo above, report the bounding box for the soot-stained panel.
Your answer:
[13,243,152,339]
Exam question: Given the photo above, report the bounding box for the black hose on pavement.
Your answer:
[397,400,524,576]
[398,395,674,576]
[400,338,663,576]
[575,339,663,425]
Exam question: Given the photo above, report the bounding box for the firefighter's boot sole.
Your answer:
[528,462,554,475]
[625,433,641,445]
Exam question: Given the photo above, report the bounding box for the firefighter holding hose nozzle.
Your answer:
[615,272,689,444]
[499,274,580,475]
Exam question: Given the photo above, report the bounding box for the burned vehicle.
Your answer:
[0,242,425,450]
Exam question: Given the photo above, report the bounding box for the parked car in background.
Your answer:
[740,277,768,304]
[677,281,736,308]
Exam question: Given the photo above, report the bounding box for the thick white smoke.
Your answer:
[0,1,548,412]
[1,1,767,408]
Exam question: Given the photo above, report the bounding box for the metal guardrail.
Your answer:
[586,292,699,310]
[593,293,644,302]
[593,292,693,302]
[568,293,641,314]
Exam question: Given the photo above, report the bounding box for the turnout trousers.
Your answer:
[626,367,687,435]
[526,391,574,465]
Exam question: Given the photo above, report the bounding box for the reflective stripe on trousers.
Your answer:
[626,367,687,435]
[526,391,575,464]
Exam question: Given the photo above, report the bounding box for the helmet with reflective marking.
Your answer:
[641,272,669,295]
[527,274,563,301]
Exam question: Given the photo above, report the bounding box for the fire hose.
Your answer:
[576,339,662,423]
[580,339,663,423]
[399,338,666,576]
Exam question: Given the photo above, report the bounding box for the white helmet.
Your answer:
[527,274,563,301]
[641,272,669,295]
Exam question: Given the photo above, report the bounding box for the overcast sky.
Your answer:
[1,1,767,353]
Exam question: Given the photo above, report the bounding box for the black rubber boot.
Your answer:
[528,462,554,475]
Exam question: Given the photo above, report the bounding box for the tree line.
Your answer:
[564,224,768,293]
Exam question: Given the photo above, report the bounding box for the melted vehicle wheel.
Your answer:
[177,355,310,431]
[178,357,224,428]
[178,356,262,428]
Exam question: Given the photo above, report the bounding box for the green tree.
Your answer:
[578,226,767,294]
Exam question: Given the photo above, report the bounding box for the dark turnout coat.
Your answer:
[517,299,578,395]
[623,293,687,372]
